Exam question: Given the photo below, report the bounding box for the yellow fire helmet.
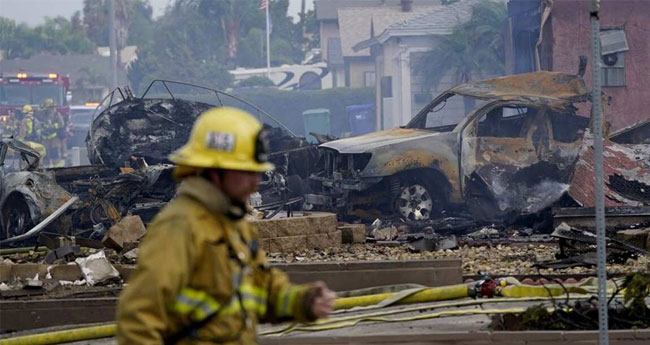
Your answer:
[44,98,55,108]
[169,106,274,173]
[22,104,33,114]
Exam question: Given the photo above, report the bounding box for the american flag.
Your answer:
[259,0,269,10]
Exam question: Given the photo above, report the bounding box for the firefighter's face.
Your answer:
[210,169,261,203]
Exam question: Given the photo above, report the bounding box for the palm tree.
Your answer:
[417,1,507,102]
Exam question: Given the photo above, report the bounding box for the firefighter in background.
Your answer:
[39,98,65,166]
[116,107,335,344]
[16,104,47,159]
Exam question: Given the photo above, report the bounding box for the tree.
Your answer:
[183,0,263,68]
[126,4,232,92]
[416,1,506,93]
[82,0,154,55]
[0,16,95,59]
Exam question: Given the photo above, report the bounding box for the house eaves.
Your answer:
[356,0,496,50]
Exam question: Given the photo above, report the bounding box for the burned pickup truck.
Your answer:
[306,71,650,223]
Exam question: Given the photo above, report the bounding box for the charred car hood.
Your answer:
[320,128,447,154]
[451,71,589,104]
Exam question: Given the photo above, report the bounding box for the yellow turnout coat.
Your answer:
[116,177,316,344]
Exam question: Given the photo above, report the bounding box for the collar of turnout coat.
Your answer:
[177,176,247,219]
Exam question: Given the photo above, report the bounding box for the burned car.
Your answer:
[0,138,74,240]
[86,80,318,213]
[307,71,650,222]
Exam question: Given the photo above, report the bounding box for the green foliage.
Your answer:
[520,304,566,330]
[301,9,320,51]
[127,3,232,92]
[417,1,506,91]
[232,88,375,137]
[0,16,95,59]
[82,0,153,48]
[238,76,275,88]
[622,273,650,321]
[129,0,306,92]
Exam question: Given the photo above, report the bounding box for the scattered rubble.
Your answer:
[102,215,147,251]
[74,251,120,286]
[264,243,650,276]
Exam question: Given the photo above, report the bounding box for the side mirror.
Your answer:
[66,91,72,104]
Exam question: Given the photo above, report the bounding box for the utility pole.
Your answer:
[301,0,306,38]
[590,0,608,344]
[108,0,118,89]
[266,2,271,78]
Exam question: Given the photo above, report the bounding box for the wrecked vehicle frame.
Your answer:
[0,138,74,240]
[86,80,319,216]
[307,71,649,224]
[1,80,321,244]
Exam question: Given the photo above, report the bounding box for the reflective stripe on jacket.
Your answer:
[116,177,315,345]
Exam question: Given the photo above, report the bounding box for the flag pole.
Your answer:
[266,2,271,78]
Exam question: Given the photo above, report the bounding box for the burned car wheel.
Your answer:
[2,195,34,240]
[395,181,439,221]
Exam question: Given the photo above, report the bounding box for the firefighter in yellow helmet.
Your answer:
[16,104,47,159]
[17,105,37,141]
[116,107,335,344]
[39,98,66,166]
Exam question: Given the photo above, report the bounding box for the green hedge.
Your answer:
[231,87,375,137]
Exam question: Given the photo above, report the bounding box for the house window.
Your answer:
[600,28,628,87]
[364,71,376,87]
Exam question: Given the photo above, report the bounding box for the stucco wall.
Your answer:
[550,0,650,130]
[347,59,375,88]
[320,20,340,64]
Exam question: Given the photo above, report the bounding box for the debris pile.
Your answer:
[492,273,650,330]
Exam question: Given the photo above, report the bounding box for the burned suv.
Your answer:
[307,72,596,222]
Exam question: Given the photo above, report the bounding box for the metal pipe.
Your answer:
[590,0,609,344]
[0,196,79,245]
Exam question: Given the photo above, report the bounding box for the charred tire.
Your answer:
[394,177,443,221]
[1,195,34,240]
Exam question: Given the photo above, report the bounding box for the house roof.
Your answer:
[337,4,439,57]
[378,0,481,41]
[353,0,496,52]
[0,54,128,89]
[316,0,440,20]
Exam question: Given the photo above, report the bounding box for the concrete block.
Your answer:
[102,215,147,251]
[252,212,337,238]
[339,224,366,243]
[306,233,331,250]
[276,259,462,291]
[307,231,341,250]
[260,238,271,252]
[269,235,308,253]
[328,230,342,248]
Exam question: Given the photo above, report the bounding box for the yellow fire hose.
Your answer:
[0,324,115,345]
[0,278,620,345]
[334,283,470,310]
[262,295,588,336]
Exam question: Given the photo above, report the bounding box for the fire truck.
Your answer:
[0,72,72,135]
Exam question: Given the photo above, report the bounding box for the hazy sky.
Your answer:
[0,0,314,26]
